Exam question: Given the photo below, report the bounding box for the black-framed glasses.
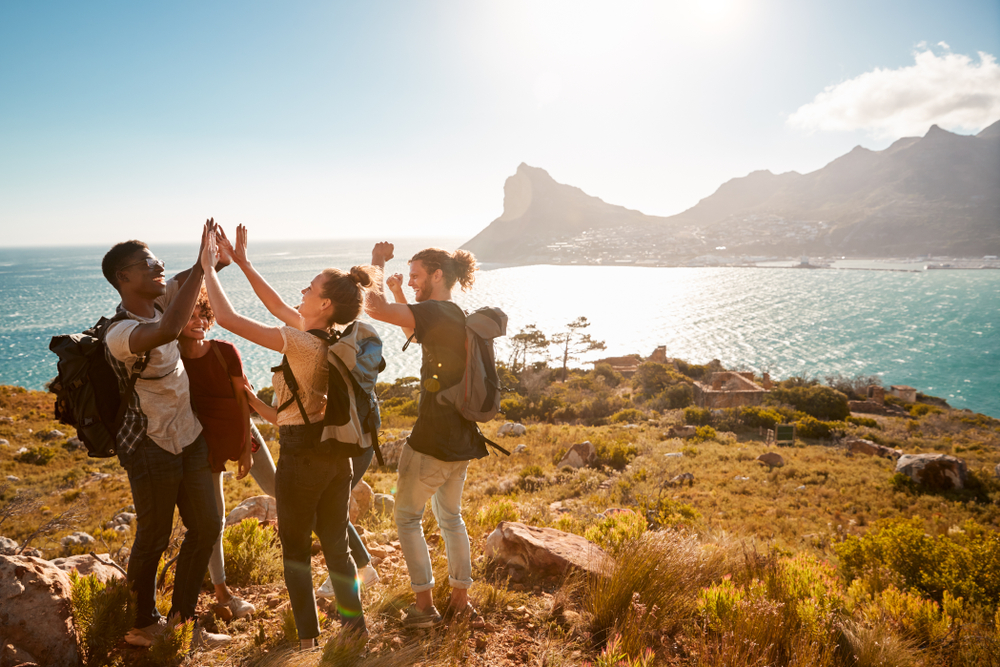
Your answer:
[119,258,165,272]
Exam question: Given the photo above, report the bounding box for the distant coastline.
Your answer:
[478,256,1000,273]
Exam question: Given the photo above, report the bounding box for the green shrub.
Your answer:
[148,618,193,666]
[847,415,880,428]
[795,416,835,439]
[382,396,418,417]
[659,383,693,409]
[475,497,520,527]
[836,518,1000,608]
[633,362,689,398]
[519,464,544,479]
[595,440,639,470]
[691,425,718,443]
[584,511,647,551]
[684,406,712,426]
[222,519,283,587]
[15,445,56,465]
[592,363,624,388]
[739,406,784,429]
[255,385,275,407]
[609,408,644,424]
[639,495,700,529]
[768,385,850,421]
[674,359,722,380]
[910,403,943,417]
[70,571,136,667]
[500,395,528,422]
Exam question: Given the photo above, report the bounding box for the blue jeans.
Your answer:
[276,424,364,639]
[395,443,473,592]
[348,446,374,568]
[120,434,220,627]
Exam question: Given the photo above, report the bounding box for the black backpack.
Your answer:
[49,312,150,458]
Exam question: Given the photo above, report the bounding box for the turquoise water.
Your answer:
[1,241,997,417]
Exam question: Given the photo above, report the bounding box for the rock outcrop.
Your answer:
[377,432,410,469]
[226,495,278,527]
[557,441,596,469]
[0,555,80,667]
[756,452,785,468]
[50,553,124,584]
[349,481,374,523]
[485,521,611,576]
[846,438,902,460]
[895,454,968,491]
[497,422,527,437]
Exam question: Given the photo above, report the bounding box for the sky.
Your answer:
[1,0,998,247]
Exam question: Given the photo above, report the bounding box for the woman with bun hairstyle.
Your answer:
[198,225,371,648]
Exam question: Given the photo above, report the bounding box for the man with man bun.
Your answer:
[367,243,488,628]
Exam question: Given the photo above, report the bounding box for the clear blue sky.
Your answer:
[2,0,998,246]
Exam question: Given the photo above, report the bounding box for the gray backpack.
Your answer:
[436,307,507,423]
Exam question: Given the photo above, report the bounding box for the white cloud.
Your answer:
[788,47,1000,139]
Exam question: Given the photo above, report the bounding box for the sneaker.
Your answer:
[316,575,336,599]
[402,603,443,628]
[225,595,256,619]
[192,624,232,651]
[124,618,166,647]
[358,564,380,589]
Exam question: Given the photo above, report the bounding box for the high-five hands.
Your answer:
[371,242,394,267]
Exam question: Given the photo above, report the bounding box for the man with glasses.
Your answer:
[100,222,231,649]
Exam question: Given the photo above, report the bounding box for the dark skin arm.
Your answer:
[126,221,216,354]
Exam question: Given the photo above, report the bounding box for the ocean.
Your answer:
[1,240,997,418]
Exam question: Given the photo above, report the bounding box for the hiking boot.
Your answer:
[124,618,166,647]
[191,624,232,651]
[223,595,256,619]
[358,564,380,589]
[402,603,443,628]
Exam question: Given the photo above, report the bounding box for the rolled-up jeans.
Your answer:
[276,424,364,639]
[394,442,472,592]
[120,434,220,627]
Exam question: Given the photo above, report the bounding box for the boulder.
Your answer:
[670,472,695,487]
[0,537,17,556]
[60,532,95,549]
[0,438,9,447]
[756,452,785,468]
[513,444,528,454]
[668,425,697,439]
[0,555,80,667]
[846,438,901,460]
[0,416,12,424]
[226,495,278,527]
[350,481,374,523]
[0,642,37,666]
[485,521,611,577]
[66,437,85,451]
[895,454,968,491]
[664,452,683,458]
[50,553,124,584]
[377,432,410,469]
[5,476,18,483]
[498,422,527,437]
[372,493,395,516]
[38,429,65,441]
[557,441,596,469]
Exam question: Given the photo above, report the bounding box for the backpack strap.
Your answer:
[269,329,335,427]
[209,341,237,399]
[100,310,152,430]
[481,432,510,457]
[343,366,386,467]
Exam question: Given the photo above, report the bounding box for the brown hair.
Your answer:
[320,265,373,325]
[409,248,477,291]
[193,286,215,325]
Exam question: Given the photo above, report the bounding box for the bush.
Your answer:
[255,385,275,408]
[684,406,713,426]
[659,383,693,409]
[222,519,283,587]
[847,415,880,428]
[15,445,56,465]
[795,416,835,439]
[910,403,943,417]
[70,571,136,667]
[640,495,700,529]
[610,408,644,424]
[584,511,647,551]
[501,395,529,422]
[595,440,639,470]
[836,518,1000,608]
[592,363,624,388]
[738,406,784,429]
[475,497,520,527]
[691,425,718,443]
[768,385,850,421]
[633,362,689,398]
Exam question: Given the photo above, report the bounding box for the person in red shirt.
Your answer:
[178,288,277,619]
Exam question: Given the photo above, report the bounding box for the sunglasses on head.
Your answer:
[119,258,165,271]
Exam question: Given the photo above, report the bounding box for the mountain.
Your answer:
[462,121,1000,263]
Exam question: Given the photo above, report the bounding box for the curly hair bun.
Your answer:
[349,265,372,287]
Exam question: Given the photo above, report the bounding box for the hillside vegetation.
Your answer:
[2,361,999,666]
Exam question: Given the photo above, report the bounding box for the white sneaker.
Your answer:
[358,564,380,588]
[225,595,256,619]
[192,624,232,651]
[316,575,336,599]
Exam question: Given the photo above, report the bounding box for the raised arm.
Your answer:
[366,242,416,330]
[127,221,213,354]
[201,234,286,353]
[386,273,415,340]
[217,224,304,329]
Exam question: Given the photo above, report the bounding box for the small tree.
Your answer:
[551,317,606,382]
[508,324,549,374]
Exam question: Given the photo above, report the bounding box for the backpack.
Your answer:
[48,312,152,458]
[271,322,387,464]
[435,306,508,423]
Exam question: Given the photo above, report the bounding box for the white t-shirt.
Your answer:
[272,327,328,426]
[105,278,203,454]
